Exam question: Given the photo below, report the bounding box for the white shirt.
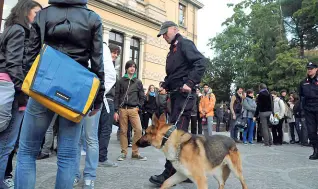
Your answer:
[102,42,116,112]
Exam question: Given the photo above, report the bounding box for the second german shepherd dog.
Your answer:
[136,114,248,189]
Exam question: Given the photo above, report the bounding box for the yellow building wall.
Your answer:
[34,0,201,89]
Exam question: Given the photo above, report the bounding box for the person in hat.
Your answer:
[149,21,207,186]
[299,62,318,160]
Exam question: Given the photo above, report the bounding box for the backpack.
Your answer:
[233,94,243,114]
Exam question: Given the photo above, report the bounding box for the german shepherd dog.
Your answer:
[136,114,248,189]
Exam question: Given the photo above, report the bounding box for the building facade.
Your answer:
[0,0,203,88]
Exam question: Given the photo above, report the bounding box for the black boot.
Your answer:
[309,146,318,160]
[149,169,170,186]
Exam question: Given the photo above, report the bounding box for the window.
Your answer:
[179,4,186,26]
[130,38,140,78]
[1,0,19,32]
[109,31,124,78]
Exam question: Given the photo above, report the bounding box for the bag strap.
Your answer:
[119,79,131,109]
[39,9,48,45]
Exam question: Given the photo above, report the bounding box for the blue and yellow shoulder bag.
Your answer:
[22,44,100,123]
[22,12,100,123]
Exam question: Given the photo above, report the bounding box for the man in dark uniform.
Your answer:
[299,62,318,160]
[149,21,207,186]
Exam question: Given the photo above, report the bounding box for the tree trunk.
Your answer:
[299,35,305,58]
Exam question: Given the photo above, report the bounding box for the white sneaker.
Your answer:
[81,150,86,156]
[83,180,94,189]
[2,177,14,189]
[73,178,80,187]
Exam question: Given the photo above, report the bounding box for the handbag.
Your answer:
[22,11,100,123]
[235,112,247,131]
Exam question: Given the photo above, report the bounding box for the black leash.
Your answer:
[161,93,192,148]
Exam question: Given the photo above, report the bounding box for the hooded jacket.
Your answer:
[30,0,105,108]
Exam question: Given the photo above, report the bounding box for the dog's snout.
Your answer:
[136,137,151,148]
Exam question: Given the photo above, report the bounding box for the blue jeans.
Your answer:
[75,110,101,181]
[203,116,213,137]
[243,118,255,143]
[98,100,114,162]
[15,98,83,189]
[0,100,24,180]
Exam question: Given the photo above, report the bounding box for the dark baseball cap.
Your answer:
[306,62,318,69]
[157,21,178,37]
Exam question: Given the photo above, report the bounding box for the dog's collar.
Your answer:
[161,126,177,148]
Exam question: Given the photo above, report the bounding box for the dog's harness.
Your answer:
[160,93,192,148]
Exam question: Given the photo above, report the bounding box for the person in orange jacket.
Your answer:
[199,84,216,136]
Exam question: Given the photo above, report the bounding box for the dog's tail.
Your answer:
[225,146,248,189]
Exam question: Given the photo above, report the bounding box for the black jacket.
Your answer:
[293,100,302,118]
[299,75,318,112]
[161,34,207,90]
[114,74,145,112]
[0,24,31,92]
[31,0,105,108]
[144,95,157,114]
[254,90,272,117]
[156,92,167,115]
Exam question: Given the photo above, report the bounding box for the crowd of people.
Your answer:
[1,1,318,189]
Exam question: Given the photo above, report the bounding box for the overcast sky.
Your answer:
[197,0,243,58]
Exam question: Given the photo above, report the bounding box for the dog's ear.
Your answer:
[152,114,159,127]
[158,113,167,126]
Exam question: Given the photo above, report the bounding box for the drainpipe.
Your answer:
[0,0,4,33]
[193,6,195,42]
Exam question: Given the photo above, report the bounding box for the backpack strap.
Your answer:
[39,9,48,45]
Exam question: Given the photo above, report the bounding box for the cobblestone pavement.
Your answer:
[27,131,317,189]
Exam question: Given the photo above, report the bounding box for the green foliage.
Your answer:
[204,0,317,98]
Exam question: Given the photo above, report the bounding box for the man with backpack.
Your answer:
[230,87,244,143]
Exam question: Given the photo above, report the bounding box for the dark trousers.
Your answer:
[257,120,263,142]
[298,118,309,144]
[272,120,284,144]
[225,120,230,132]
[5,150,15,178]
[98,100,114,162]
[305,110,318,147]
[142,112,153,130]
[163,91,194,178]
[197,113,202,134]
[190,116,198,134]
[216,117,221,132]
[289,122,301,142]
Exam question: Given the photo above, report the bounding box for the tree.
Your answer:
[281,0,318,57]
[204,0,315,94]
